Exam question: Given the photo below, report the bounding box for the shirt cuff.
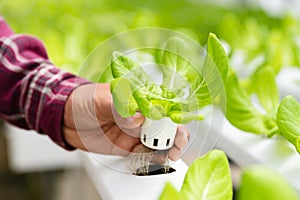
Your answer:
[37,72,91,150]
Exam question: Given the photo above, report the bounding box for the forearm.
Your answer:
[0,17,91,149]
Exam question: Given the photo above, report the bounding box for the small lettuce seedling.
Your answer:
[159,150,233,200]
[110,33,228,124]
[277,95,300,154]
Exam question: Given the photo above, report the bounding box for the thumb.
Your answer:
[112,109,145,138]
[111,105,144,129]
[119,112,145,129]
[67,83,99,130]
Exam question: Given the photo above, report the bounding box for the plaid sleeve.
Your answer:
[0,17,91,150]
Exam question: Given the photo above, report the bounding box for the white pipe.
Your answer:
[79,152,188,200]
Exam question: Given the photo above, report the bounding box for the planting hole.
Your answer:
[134,164,176,176]
[126,146,173,176]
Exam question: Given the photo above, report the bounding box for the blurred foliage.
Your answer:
[1,0,300,75]
[219,13,300,79]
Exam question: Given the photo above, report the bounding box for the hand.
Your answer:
[63,83,190,160]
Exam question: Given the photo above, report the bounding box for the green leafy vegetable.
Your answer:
[159,183,184,200]
[206,33,229,82]
[110,77,138,117]
[160,150,299,200]
[169,112,204,124]
[159,150,232,200]
[111,51,199,122]
[159,37,196,92]
[237,166,299,200]
[224,67,279,136]
[251,67,279,113]
[110,34,228,124]
[111,51,152,88]
[224,72,271,134]
[187,33,228,109]
[277,95,300,154]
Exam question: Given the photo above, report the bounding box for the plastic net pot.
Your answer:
[141,117,178,150]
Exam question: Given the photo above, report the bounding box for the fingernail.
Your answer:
[133,113,145,125]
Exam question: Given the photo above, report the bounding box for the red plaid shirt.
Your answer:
[0,16,91,150]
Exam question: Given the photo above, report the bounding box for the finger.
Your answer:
[168,146,182,161]
[129,112,145,127]
[111,132,141,155]
[174,125,190,150]
[121,126,142,138]
[63,126,87,151]
[116,111,145,129]
[112,109,145,138]
[123,112,144,130]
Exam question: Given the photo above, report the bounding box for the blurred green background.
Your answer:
[1,0,300,75]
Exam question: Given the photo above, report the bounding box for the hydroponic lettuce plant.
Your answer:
[224,66,300,154]
[224,66,279,136]
[110,33,228,124]
[159,150,233,200]
[277,96,300,154]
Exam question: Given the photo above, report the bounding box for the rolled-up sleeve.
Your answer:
[0,17,91,150]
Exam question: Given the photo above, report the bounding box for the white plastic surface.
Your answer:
[276,66,300,100]
[141,117,178,150]
[79,152,188,200]
[5,124,80,172]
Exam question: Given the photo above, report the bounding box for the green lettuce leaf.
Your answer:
[277,95,300,154]
[251,67,279,114]
[237,166,299,200]
[111,52,167,119]
[187,33,228,110]
[159,183,183,200]
[206,33,229,82]
[160,37,196,92]
[160,150,232,200]
[187,76,211,109]
[224,72,271,135]
[110,77,138,117]
[132,86,165,119]
[170,111,204,124]
[111,51,152,89]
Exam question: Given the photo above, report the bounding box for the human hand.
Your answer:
[63,83,190,161]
